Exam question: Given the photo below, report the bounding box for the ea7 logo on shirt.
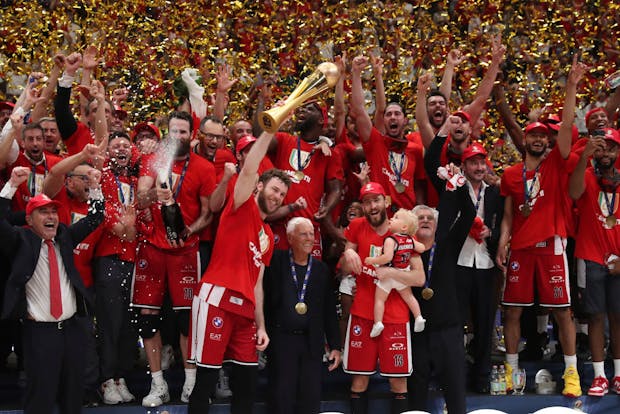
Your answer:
[352,325,362,336]
[350,341,363,348]
[209,333,222,341]
[212,317,224,329]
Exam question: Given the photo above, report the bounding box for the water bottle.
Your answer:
[160,182,186,243]
[490,365,499,395]
[498,364,507,395]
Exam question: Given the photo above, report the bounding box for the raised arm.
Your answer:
[79,46,100,125]
[349,55,373,143]
[439,49,465,103]
[558,56,589,159]
[370,54,386,132]
[54,52,82,140]
[463,34,506,126]
[214,64,237,121]
[31,63,61,122]
[415,72,436,149]
[333,53,347,144]
[569,137,603,200]
[89,79,109,151]
[234,130,274,209]
[42,143,102,198]
[491,81,524,154]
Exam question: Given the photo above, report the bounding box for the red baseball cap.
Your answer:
[602,128,620,146]
[462,142,488,162]
[543,114,561,132]
[359,182,386,199]
[453,110,471,123]
[524,122,549,135]
[0,101,15,111]
[113,104,128,120]
[26,193,62,216]
[131,122,161,141]
[236,135,257,153]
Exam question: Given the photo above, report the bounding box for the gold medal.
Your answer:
[394,182,406,193]
[294,171,305,181]
[295,302,308,315]
[421,287,434,300]
[607,215,617,228]
[521,204,532,218]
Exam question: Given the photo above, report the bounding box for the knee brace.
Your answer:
[135,313,161,339]
[176,309,191,337]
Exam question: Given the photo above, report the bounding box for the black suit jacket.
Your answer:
[424,134,504,260]
[263,249,340,358]
[0,196,104,320]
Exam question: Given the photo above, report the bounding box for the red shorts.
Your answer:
[189,283,258,367]
[502,244,570,307]
[273,221,323,259]
[343,314,412,377]
[131,242,200,310]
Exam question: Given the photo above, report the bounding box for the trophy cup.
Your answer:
[258,62,340,133]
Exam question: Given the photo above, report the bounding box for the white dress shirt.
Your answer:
[457,181,494,269]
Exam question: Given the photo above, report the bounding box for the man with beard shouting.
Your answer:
[340,182,425,414]
[187,129,291,413]
[133,111,215,407]
[496,57,587,397]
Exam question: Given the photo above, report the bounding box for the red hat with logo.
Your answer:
[585,107,607,127]
[524,122,549,135]
[462,142,488,162]
[543,114,561,132]
[131,122,161,141]
[359,182,386,199]
[236,135,257,153]
[0,101,15,111]
[26,193,62,216]
[602,128,620,146]
[453,110,471,123]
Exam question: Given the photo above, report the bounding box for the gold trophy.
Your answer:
[258,62,340,133]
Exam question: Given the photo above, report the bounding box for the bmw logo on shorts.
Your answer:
[138,259,148,269]
[510,261,520,271]
[353,325,362,336]
[212,316,224,329]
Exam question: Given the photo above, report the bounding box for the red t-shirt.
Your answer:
[95,169,138,263]
[201,195,274,310]
[362,128,425,211]
[140,152,216,249]
[344,217,410,323]
[64,122,94,156]
[53,188,102,288]
[500,147,578,250]
[7,152,63,212]
[574,168,620,265]
[271,132,343,221]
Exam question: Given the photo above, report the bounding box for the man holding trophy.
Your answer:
[187,62,339,413]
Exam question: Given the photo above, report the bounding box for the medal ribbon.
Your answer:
[168,157,190,201]
[114,174,134,206]
[423,243,436,289]
[389,151,406,185]
[522,163,540,208]
[473,184,485,214]
[602,190,617,217]
[296,137,316,174]
[28,157,48,196]
[289,249,312,304]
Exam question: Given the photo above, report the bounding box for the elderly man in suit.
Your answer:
[0,165,104,414]
[264,216,341,414]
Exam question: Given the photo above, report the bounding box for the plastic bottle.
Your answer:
[498,364,507,395]
[490,365,499,395]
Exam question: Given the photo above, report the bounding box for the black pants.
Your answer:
[455,265,497,386]
[22,316,85,414]
[267,331,322,414]
[408,324,466,414]
[94,255,137,381]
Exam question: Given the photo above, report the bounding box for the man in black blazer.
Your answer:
[0,166,104,414]
[264,216,341,414]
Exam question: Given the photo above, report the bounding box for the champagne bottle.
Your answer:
[160,182,185,242]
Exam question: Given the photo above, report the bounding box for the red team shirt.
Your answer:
[200,195,274,314]
[500,147,578,250]
[363,128,425,211]
[6,152,62,211]
[574,168,620,265]
[140,152,216,249]
[344,217,410,323]
[64,122,94,156]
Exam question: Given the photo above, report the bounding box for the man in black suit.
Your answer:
[264,216,341,414]
[0,166,104,414]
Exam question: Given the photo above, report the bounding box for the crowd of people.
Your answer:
[0,2,619,414]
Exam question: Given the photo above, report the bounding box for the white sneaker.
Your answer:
[370,321,384,338]
[142,379,170,407]
[414,316,426,332]
[180,380,195,403]
[215,369,232,399]
[160,344,175,371]
[115,378,135,403]
[101,378,123,405]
